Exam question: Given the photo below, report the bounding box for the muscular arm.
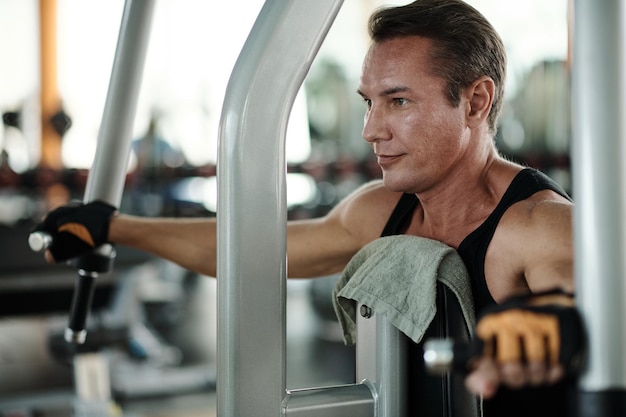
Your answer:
[466,195,576,398]
[487,192,574,301]
[109,215,218,277]
[521,198,574,294]
[108,180,398,279]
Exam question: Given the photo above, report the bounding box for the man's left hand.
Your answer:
[464,290,584,398]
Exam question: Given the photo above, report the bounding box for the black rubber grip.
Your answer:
[67,272,97,336]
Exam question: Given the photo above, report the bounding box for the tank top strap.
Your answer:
[380,193,419,237]
[457,168,571,312]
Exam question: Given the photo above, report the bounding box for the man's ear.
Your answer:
[466,76,495,128]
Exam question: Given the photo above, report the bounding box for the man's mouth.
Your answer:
[376,153,403,167]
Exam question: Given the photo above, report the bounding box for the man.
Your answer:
[35,0,579,414]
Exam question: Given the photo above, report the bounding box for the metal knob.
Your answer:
[29,231,53,252]
[423,338,455,374]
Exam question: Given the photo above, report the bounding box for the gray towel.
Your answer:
[333,235,476,345]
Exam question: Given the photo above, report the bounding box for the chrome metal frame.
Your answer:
[572,0,626,413]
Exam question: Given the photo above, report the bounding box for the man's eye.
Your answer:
[393,98,407,106]
[363,98,372,108]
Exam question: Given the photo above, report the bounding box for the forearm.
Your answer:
[109,214,217,277]
[106,212,361,280]
[108,215,348,279]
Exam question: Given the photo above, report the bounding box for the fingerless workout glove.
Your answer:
[33,200,117,262]
[476,289,584,373]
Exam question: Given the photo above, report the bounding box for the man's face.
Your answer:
[358,36,472,194]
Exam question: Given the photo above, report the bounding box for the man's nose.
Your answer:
[362,106,389,143]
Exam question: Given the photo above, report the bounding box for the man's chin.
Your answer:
[381,175,416,194]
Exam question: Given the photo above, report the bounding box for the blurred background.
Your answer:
[0,0,571,416]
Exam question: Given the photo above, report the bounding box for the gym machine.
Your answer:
[570,0,626,414]
[29,0,156,414]
[29,0,626,415]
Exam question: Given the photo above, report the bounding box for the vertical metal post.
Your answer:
[216,1,343,416]
[356,308,407,416]
[65,0,154,344]
[375,315,408,416]
[572,1,626,415]
[84,0,155,205]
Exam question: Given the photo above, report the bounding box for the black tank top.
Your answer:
[380,168,575,417]
[380,168,571,313]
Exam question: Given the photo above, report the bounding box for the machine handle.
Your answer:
[28,231,53,252]
[423,338,484,374]
[28,229,115,344]
[65,270,98,344]
[424,335,584,376]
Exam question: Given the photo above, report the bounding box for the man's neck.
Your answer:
[414,154,519,245]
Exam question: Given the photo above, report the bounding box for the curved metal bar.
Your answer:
[216,1,343,416]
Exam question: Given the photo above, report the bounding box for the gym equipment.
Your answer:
[217,2,478,414]
[216,2,350,415]
[571,0,626,414]
[28,1,155,415]
[28,0,626,415]
[29,0,155,345]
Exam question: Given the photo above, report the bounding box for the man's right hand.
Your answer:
[32,201,117,262]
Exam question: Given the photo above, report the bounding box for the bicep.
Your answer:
[523,201,575,294]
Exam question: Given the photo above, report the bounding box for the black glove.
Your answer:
[33,200,117,262]
[475,289,585,374]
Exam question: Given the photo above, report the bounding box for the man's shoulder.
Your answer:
[500,187,572,231]
[490,167,573,257]
[342,180,404,212]
[493,186,573,268]
[329,180,405,241]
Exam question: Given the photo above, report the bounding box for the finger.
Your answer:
[519,327,547,363]
[547,364,565,384]
[496,329,521,363]
[500,361,526,388]
[545,322,560,365]
[465,357,500,398]
[526,312,560,365]
[500,310,541,362]
[527,360,548,385]
[479,310,559,364]
[44,250,56,264]
[477,311,521,363]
